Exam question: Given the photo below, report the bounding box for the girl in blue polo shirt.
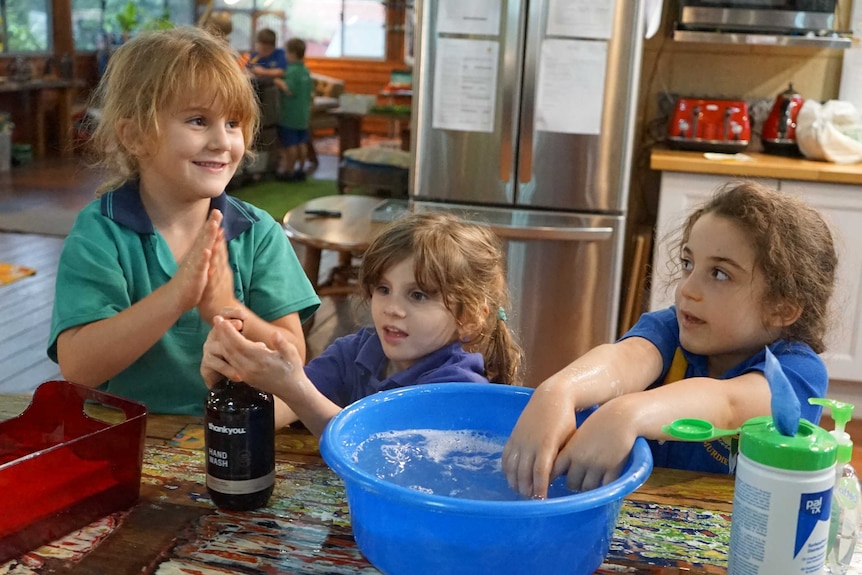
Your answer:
[201,211,524,435]
[47,27,319,416]
[503,181,838,497]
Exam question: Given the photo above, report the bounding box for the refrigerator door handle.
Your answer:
[517,138,533,184]
[480,223,613,242]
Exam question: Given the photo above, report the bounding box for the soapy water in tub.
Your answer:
[351,429,576,500]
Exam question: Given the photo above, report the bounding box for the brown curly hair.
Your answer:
[359,211,524,385]
[87,26,260,195]
[669,181,837,353]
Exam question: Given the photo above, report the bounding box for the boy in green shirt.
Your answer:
[274,38,312,182]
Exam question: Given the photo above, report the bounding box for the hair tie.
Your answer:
[497,307,508,322]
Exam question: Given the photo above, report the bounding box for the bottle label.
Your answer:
[728,454,834,575]
[795,489,831,558]
[834,477,860,510]
[204,397,275,495]
[206,470,276,494]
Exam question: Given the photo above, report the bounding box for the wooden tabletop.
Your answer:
[283,194,390,252]
[0,391,749,575]
[651,148,862,185]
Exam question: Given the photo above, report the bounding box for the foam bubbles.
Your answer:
[352,429,574,501]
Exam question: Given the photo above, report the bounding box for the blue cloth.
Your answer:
[47,181,320,415]
[304,326,488,407]
[277,126,309,147]
[764,346,802,436]
[248,48,287,72]
[620,306,828,474]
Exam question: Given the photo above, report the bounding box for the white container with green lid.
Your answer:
[664,414,838,574]
[660,347,840,574]
[730,415,837,575]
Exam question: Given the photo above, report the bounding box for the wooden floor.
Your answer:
[0,154,361,394]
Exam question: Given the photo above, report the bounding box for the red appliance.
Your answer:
[762,84,804,156]
[667,98,751,153]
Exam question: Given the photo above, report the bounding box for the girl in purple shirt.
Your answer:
[202,212,524,435]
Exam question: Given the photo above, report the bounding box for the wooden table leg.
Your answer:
[297,243,322,333]
[58,86,76,158]
[400,122,410,151]
[34,91,48,160]
[300,244,322,292]
[337,114,362,159]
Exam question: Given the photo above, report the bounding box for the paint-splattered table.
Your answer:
[0,394,852,575]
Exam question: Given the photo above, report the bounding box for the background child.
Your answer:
[48,26,320,416]
[503,181,838,497]
[274,37,312,182]
[201,211,524,435]
[246,28,286,79]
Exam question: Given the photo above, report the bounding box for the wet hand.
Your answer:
[201,314,250,387]
[216,306,247,332]
[552,402,635,492]
[502,383,578,499]
[202,316,301,397]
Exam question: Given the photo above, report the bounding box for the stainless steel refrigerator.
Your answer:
[408,0,646,385]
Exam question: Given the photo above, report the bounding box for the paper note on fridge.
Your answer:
[436,0,501,36]
[547,0,613,39]
[432,38,499,133]
[535,39,607,135]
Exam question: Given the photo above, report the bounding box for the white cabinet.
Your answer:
[652,171,862,382]
[777,180,862,382]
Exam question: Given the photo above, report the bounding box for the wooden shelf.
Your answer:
[651,148,862,186]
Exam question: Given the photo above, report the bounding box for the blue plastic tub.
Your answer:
[320,383,653,575]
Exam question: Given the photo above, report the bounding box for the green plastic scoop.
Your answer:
[662,418,740,441]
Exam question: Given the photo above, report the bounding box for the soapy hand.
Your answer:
[502,382,578,499]
[201,315,301,396]
[549,400,637,493]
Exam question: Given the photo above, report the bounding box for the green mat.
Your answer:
[231,177,339,222]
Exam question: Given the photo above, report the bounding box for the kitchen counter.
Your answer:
[651,148,862,185]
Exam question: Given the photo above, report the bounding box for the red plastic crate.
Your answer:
[0,380,147,563]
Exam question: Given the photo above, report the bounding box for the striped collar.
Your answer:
[99,180,257,241]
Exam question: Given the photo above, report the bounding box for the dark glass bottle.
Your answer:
[204,378,275,511]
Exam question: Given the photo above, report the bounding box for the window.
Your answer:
[1,0,51,53]
[208,0,385,59]
[72,0,195,51]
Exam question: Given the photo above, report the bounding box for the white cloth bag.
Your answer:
[795,99,862,164]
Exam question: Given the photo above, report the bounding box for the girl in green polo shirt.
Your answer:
[47,26,320,415]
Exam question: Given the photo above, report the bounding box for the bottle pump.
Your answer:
[810,398,860,575]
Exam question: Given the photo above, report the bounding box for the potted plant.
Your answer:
[115,2,140,41]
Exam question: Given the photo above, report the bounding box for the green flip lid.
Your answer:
[739,415,837,471]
